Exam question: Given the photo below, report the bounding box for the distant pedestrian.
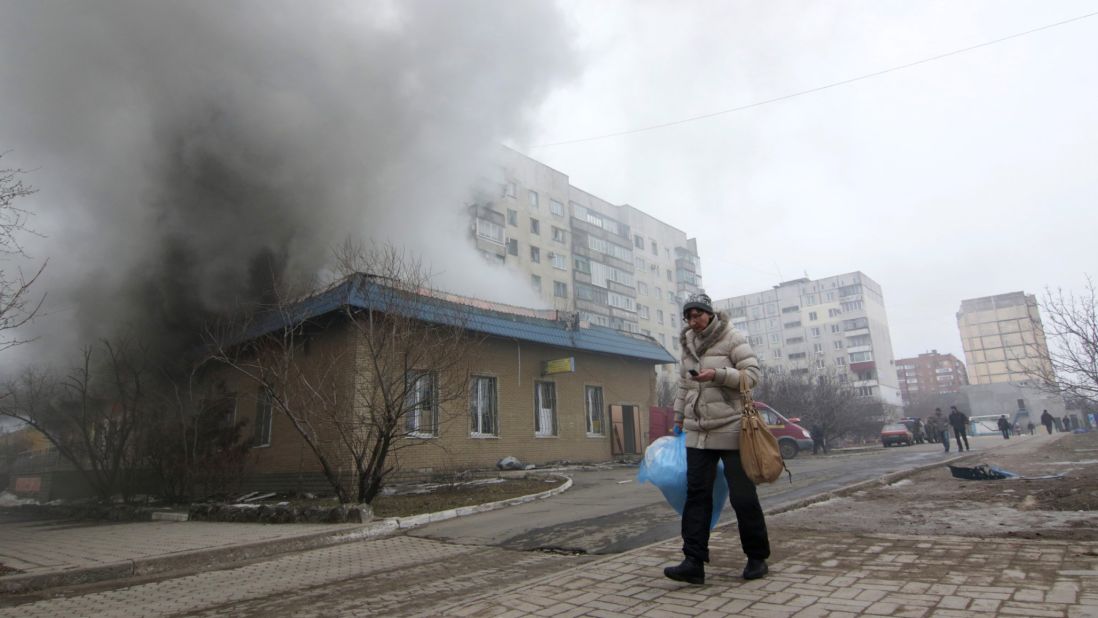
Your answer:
[810,423,827,455]
[1041,410,1054,435]
[1026,422,1035,435]
[949,406,970,451]
[1064,415,1073,432]
[997,415,1010,440]
[932,408,950,452]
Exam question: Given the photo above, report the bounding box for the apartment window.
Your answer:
[784,321,801,329]
[470,376,498,436]
[786,337,804,345]
[788,352,807,360]
[638,281,648,296]
[530,218,540,235]
[528,190,539,209]
[506,238,518,256]
[531,274,541,290]
[549,252,567,270]
[504,181,516,197]
[585,386,604,435]
[634,234,644,249]
[834,340,844,349]
[404,371,438,436]
[816,358,826,369]
[573,255,590,274]
[773,349,782,359]
[829,308,842,317]
[530,246,540,263]
[831,324,841,333]
[835,356,847,366]
[809,311,818,321]
[506,209,518,226]
[666,269,673,282]
[657,309,664,325]
[550,199,564,216]
[475,218,504,244]
[552,226,566,243]
[841,300,864,312]
[553,281,568,297]
[635,256,646,270]
[769,333,780,344]
[650,239,658,256]
[667,291,675,304]
[810,327,821,337]
[849,351,873,363]
[659,333,666,345]
[782,306,800,314]
[253,388,273,447]
[638,304,649,319]
[534,381,556,436]
[813,343,823,354]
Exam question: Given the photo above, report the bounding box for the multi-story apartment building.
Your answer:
[895,350,968,404]
[470,147,702,364]
[956,292,1053,385]
[712,272,902,406]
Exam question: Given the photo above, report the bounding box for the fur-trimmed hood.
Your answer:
[680,311,730,362]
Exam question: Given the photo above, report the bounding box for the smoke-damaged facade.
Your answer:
[470,147,702,368]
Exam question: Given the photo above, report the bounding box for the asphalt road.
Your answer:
[410,437,982,555]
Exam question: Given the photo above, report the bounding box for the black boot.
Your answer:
[742,558,768,580]
[664,557,705,585]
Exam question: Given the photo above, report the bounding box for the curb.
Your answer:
[0,474,572,595]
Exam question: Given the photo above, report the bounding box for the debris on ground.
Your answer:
[948,463,1065,481]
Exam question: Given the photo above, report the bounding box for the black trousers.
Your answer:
[953,426,970,450]
[681,447,770,563]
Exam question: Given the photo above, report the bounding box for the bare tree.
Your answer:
[0,154,45,352]
[1027,278,1098,405]
[0,340,150,502]
[206,242,480,505]
[755,368,885,447]
[655,371,677,408]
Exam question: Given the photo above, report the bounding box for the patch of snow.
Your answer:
[0,491,37,507]
[1040,460,1098,466]
[886,479,913,489]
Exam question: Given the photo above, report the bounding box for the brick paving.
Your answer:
[431,528,1098,617]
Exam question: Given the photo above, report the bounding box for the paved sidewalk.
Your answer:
[430,529,1098,617]
[0,476,573,594]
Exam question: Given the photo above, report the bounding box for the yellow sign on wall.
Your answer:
[543,357,575,375]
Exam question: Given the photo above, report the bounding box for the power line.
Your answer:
[534,10,1098,149]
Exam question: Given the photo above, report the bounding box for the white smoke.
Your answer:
[0,1,577,364]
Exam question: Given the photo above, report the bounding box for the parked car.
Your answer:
[880,423,914,447]
[898,417,926,444]
[754,402,814,459]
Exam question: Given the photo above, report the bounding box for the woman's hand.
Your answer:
[693,368,717,382]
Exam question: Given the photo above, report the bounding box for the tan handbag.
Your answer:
[739,374,791,484]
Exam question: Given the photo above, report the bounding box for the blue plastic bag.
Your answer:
[637,431,728,529]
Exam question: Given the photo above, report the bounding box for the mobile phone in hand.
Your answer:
[688,369,699,377]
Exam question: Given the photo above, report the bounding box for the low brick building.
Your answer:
[213,275,674,494]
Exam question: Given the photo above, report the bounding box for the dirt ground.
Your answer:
[770,430,1098,541]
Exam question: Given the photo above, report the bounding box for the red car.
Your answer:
[880,423,914,447]
[754,402,814,460]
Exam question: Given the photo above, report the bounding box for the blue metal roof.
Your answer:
[247,275,675,364]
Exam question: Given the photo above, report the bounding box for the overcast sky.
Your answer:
[521,0,1098,361]
[2,1,1095,369]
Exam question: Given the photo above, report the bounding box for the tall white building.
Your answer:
[956,291,1053,385]
[712,272,902,406]
[469,147,702,363]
